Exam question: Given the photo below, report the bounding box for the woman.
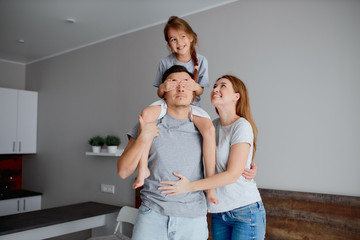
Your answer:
[159,75,266,240]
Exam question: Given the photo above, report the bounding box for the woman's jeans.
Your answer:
[211,201,266,240]
[132,204,208,240]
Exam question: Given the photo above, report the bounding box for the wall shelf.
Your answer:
[85,149,124,157]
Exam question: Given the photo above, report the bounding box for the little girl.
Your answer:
[133,16,218,204]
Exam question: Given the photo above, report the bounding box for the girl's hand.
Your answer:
[138,115,159,141]
[242,162,257,180]
[162,79,178,92]
[158,172,192,196]
[183,79,199,92]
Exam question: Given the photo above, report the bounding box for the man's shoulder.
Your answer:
[212,117,220,126]
[160,114,198,131]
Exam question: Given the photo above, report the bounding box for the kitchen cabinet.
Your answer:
[0,195,41,216]
[0,87,38,154]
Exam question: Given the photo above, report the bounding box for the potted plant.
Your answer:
[105,135,120,154]
[88,136,104,153]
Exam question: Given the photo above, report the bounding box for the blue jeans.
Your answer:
[211,201,266,240]
[132,204,208,240]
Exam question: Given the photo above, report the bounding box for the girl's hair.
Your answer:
[217,75,258,161]
[164,16,199,82]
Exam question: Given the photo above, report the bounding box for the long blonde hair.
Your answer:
[217,75,258,160]
[164,16,199,82]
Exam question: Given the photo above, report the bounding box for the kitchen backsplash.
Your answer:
[0,155,22,192]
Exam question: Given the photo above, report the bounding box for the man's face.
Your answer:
[164,71,194,108]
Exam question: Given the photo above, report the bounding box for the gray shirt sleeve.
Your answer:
[127,122,139,139]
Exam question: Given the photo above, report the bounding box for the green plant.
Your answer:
[105,135,120,146]
[88,136,105,146]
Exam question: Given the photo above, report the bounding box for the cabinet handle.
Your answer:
[23,199,26,211]
[17,200,20,212]
[19,141,21,152]
[13,141,16,152]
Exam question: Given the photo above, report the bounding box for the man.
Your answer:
[117,65,208,240]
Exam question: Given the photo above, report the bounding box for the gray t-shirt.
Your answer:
[128,114,207,217]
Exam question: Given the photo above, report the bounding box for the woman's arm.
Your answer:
[242,162,257,180]
[159,142,250,196]
[117,116,159,179]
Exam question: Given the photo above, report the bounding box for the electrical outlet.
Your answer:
[100,184,115,194]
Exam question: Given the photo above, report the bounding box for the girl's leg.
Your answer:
[132,105,161,189]
[192,116,218,204]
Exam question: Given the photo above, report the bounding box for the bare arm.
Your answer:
[159,142,250,196]
[117,116,158,179]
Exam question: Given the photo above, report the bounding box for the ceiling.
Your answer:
[0,0,236,65]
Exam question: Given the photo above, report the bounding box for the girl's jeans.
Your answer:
[211,201,266,240]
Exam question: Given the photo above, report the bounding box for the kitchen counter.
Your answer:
[0,189,41,200]
[0,201,121,240]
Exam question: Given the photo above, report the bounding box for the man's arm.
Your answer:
[117,116,158,179]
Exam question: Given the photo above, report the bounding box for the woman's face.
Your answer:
[211,78,239,107]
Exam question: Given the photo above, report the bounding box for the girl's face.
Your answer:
[211,78,240,107]
[167,28,193,57]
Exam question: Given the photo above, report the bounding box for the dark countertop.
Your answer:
[0,189,42,200]
[0,201,121,236]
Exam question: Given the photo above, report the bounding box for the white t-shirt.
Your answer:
[150,99,210,120]
[208,117,262,213]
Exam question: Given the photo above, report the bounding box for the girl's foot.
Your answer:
[207,189,219,205]
[132,167,150,189]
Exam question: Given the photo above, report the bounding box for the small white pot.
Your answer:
[107,146,118,154]
[92,146,101,153]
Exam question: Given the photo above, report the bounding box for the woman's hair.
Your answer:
[164,16,199,82]
[217,75,258,160]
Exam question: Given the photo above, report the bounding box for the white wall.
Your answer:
[193,0,360,196]
[21,0,360,211]
[0,60,26,89]
[23,26,167,208]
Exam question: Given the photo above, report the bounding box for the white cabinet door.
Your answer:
[0,88,38,154]
[0,198,20,216]
[0,88,17,153]
[17,90,38,153]
[22,195,41,213]
[0,196,41,216]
